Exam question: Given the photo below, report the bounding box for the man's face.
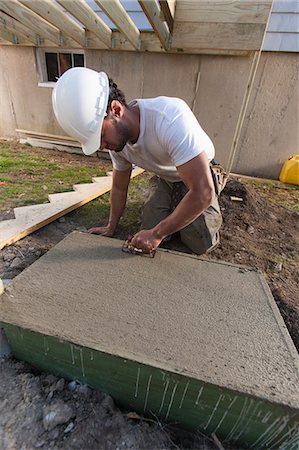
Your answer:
[100,113,130,153]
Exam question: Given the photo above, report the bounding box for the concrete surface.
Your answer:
[0,232,298,409]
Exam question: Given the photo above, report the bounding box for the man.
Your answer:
[53,67,224,255]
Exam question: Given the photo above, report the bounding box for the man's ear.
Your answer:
[110,100,124,118]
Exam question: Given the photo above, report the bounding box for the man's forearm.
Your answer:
[107,186,128,233]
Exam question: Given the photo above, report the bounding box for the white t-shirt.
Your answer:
[109,96,215,183]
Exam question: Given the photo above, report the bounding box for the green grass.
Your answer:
[0,141,111,210]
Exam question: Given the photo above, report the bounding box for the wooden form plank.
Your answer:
[172,22,266,51]
[19,0,87,47]
[0,0,72,47]
[175,0,273,24]
[56,0,111,49]
[159,0,176,33]
[16,129,77,142]
[0,168,144,249]
[2,323,298,449]
[0,10,55,47]
[95,0,141,50]
[138,0,170,50]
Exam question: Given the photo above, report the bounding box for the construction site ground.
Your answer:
[0,142,298,449]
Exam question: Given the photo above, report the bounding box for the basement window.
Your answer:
[36,49,85,87]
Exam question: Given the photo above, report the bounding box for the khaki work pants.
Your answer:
[141,176,223,255]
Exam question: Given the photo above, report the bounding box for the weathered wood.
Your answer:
[56,0,111,48]
[172,22,266,51]
[95,0,141,50]
[175,0,273,24]
[20,0,87,47]
[0,22,29,45]
[138,0,170,50]
[0,10,54,47]
[0,0,67,46]
[159,0,176,33]
[16,129,78,142]
[112,31,250,55]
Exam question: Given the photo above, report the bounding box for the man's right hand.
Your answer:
[87,226,114,236]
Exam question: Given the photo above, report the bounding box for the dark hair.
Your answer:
[106,77,127,113]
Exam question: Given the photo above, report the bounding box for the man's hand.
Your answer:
[88,225,114,237]
[130,229,163,254]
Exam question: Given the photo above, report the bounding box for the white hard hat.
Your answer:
[52,67,109,155]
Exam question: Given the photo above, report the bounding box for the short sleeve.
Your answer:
[109,151,132,171]
[160,102,214,167]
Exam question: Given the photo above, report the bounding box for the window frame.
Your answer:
[36,48,86,88]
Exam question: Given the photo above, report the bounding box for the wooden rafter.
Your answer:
[138,0,170,50]
[159,0,176,34]
[0,0,64,46]
[56,0,112,49]
[19,0,87,47]
[95,0,140,50]
[0,10,55,47]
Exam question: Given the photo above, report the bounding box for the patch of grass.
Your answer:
[0,141,112,210]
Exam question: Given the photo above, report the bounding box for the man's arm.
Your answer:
[88,167,132,236]
[130,152,215,252]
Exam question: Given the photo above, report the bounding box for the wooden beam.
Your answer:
[0,10,55,47]
[95,0,140,50]
[159,0,176,33]
[172,22,266,51]
[175,1,273,24]
[111,31,250,55]
[0,0,65,46]
[138,0,170,50]
[19,0,87,47]
[56,0,112,49]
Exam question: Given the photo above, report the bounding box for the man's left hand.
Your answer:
[130,229,162,254]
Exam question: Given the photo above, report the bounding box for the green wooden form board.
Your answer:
[2,323,298,449]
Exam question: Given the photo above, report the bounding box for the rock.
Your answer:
[64,422,74,434]
[42,185,48,191]
[3,253,15,262]
[275,262,283,272]
[43,401,74,431]
[77,385,92,398]
[58,217,65,223]
[67,380,81,391]
[44,374,57,386]
[246,225,255,234]
[34,439,46,448]
[10,257,24,269]
[55,379,65,392]
[101,394,117,414]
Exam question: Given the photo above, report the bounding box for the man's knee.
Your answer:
[180,201,222,255]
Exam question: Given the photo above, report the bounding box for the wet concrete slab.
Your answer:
[1,232,298,410]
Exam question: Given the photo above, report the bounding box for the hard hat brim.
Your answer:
[81,114,105,156]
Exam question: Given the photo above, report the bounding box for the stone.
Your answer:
[43,401,74,431]
[10,257,24,269]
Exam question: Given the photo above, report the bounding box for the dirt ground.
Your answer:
[0,152,298,449]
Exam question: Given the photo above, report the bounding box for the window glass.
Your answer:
[59,53,72,75]
[74,53,84,67]
[45,53,59,82]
